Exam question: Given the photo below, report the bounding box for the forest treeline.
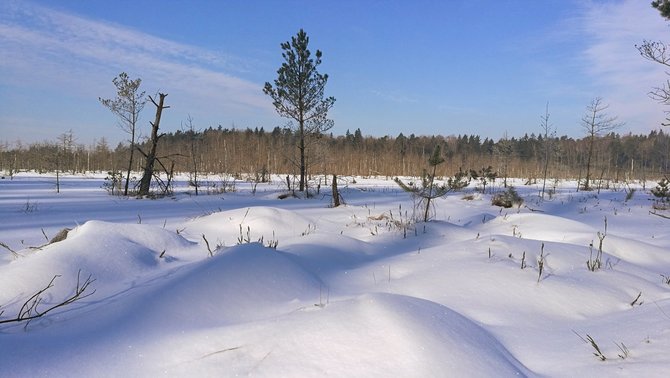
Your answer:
[1,126,669,183]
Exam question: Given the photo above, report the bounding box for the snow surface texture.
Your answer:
[1,173,669,377]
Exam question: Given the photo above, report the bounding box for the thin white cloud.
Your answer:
[0,0,273,143]
[577,0,670,132]
[370,89,418,104]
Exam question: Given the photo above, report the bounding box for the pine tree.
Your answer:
[653,0,670,20]
[264,29,336,193]
[395,145,450,222]
[99,73,146,196]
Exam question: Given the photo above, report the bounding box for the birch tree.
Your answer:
[581,97,622,190]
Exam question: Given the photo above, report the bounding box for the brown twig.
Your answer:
[0,270,96,328]
[650,211,670,220]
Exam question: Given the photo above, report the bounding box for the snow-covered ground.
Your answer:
[1,173,669,377]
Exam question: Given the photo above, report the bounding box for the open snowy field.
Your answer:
[1,173,669,377]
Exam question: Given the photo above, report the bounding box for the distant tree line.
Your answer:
[2,127,669,184]
[4,12,670,192]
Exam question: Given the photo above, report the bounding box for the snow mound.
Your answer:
[327,293,532,376]
[164,292,534,377]
[0,220,196,303]
[0,243,325,375]
[130,242,324,328]
[602,234,670,271]
[282,233,376,274]
[185,206,314,246]
[479,212,595,243]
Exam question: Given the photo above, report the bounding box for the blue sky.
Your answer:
[1,0,669,146]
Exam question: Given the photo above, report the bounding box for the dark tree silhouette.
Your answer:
[395,145,450,222]
[99,73,146,196]
[138,93,169,196]
[581,97,623,190]
[652,0,670,19]
[264,29,336,192]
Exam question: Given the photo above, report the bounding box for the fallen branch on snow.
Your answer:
[0,269,96,329]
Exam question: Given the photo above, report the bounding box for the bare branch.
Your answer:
[637,40,670,68]
[0,241,19,259]
[650,210,670,220]
[0,270,96,328]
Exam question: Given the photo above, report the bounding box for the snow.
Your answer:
[1,173,670,377]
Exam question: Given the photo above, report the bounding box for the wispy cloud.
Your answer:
[370,89,418,104]
[576,0,670,132]
[0,1,273,143]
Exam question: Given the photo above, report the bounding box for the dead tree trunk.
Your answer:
[332,174,340,207]
[138,93,169,196]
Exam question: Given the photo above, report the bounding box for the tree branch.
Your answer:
[0,270,96,329]
[650,210,670,220]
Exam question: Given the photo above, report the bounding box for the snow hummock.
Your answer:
[1,173,670,376]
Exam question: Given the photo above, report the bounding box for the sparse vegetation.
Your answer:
[651,178,670,202]
[3,1,670,374]
[615,341,630,360]
[103,171,123,195]
[586,334,607,361]
[0,270,95,329]
[0,241,19,259]
[395,145,451,222]
[630,292,643,307]
[492,186,523,208]
[22,199,38,213]
[470,166,497,194]
[587,217,607,272]
[537,243,546,283]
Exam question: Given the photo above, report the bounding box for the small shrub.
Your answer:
[22,199,38,213]
[492,186,523,208]
[470,166,497,193]
[587,217,607,272]
[651,178,669,200]
[102,171,123,195]
[448,168,471,191]
[624,186,636,202]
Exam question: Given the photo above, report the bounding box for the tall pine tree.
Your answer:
[264,29,336,192]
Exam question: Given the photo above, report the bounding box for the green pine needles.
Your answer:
[395,145,451,222]
[264,29,336,193]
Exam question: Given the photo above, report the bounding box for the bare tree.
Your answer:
[42,130,77,194]
[138,93,169,196]
[183,115,202,195]
[494,132,513,188]
[264,29,336,193]
[581,97,623,190]
[540,103,556,198]
[636,40,670,126]
[99,73,146,196]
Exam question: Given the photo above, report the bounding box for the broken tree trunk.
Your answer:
[138,93,169,196]
[332,174,340,207]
